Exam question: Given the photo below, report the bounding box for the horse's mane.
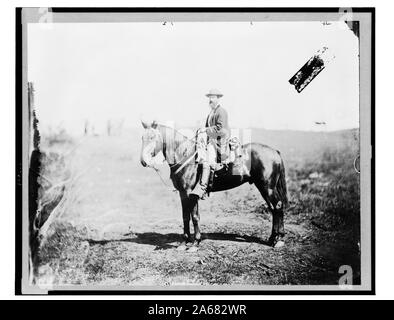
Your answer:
[157,124,196,165]
[157,124,191,140]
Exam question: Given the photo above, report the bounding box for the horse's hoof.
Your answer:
[177,243,188,251]
[274,240,285,248]
[187,246,199,253]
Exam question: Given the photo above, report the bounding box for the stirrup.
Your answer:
[213,163,224,171]
[190,184,207,199]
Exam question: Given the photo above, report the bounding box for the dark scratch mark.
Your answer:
[289,47,335,93]
[345,21,359,39]
[28,82,42,283]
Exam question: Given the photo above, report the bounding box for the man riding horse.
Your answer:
[140,89,288,248]
[190,89,230,200]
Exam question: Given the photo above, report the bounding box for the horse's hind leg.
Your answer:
[267,186,285,247]
[255,182,285,247]
[270,206,285,247]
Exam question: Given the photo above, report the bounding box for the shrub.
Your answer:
[288,144,360,235]
[42,127,74,148]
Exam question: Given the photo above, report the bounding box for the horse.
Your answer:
[140,120,288,250]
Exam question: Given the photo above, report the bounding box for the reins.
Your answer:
[152,167,178,192]
[168,126,202,174]
[170,150,198,174]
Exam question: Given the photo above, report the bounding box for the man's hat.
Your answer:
[205,89,223,98]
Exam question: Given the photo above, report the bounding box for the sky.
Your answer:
[28,21,359,134]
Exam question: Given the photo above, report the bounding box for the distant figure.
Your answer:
[190,89,230,200]
[107,120,112,136]
[84,120,89,136]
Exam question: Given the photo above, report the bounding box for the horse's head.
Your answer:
[140,120,163,167]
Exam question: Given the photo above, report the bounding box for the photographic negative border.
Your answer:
[15,7,375,295]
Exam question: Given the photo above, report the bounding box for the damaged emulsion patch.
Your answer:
[289,47,335,93]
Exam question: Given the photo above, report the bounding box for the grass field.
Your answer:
[34,127,360,287]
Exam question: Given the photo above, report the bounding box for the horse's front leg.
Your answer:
[178,192,192,250]
[188,196,201,252]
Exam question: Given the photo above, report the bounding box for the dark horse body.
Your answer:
[140,122,288,249]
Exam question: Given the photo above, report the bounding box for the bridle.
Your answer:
[154,127,198,173]
[143,126,198,190]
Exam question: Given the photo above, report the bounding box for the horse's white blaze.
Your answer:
[141,140,156,166]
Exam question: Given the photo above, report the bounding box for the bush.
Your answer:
[42,127,74,148]
[323,169,360,228]
[287,145,360,235]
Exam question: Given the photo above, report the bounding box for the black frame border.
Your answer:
[15,6,375,296]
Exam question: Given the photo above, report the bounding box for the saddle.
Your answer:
[213,136,243,169]
[206,137,250,192]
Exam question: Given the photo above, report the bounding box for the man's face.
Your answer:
[208,95,219,108]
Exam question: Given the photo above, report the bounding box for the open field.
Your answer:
[35,127,360,287]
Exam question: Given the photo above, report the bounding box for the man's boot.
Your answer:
[190,164,211,200]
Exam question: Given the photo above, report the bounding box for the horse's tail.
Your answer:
[276,156,288,208]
